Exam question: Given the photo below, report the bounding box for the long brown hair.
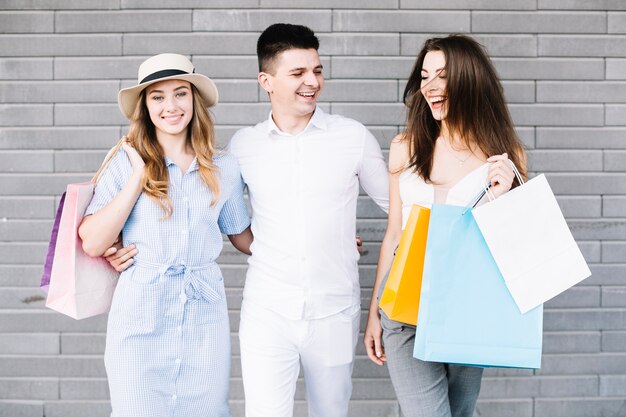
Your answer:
[403,34,526,183]
[126,84,220,218]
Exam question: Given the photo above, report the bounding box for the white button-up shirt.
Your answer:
[230,107,389,320]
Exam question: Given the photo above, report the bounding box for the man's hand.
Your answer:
[104,238,137,273]
[356,235,363,255]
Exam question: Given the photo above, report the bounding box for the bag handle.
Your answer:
[462,159,523,214]
[483,159,525,203]
[509,160,525,186]
[91,136,128,183]
[463,183,493,215]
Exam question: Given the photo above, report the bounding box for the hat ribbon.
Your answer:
[141,68,195,84]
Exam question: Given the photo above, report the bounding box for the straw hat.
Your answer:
[118,53,219,119]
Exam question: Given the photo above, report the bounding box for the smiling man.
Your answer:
[229,24,389,417]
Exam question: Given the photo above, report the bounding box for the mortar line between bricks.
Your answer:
[535,33,539,59]
[600,279,604,308]
[601,189,605,218]
[398,30,401,63]
[56,362,61,403]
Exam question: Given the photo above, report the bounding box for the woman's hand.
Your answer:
[79,139,145,257]
[121,140,145,177]
[364,307,387,366]
[487,153,516,198]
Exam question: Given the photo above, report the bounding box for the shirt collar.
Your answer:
[266,107,328,136]
[164,155,199,172]
[164,156,175,167]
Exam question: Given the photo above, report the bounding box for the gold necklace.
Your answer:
[443,139,473,167]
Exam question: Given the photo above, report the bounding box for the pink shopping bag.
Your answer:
[44,138,125,319]
[45,182,120,319]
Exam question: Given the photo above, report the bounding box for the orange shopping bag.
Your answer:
[379,204,430,326]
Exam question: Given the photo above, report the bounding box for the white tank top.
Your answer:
[399,163,490,229]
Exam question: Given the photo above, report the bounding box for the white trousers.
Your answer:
[239,300,361,417]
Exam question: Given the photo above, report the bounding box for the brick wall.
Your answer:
[1,1,625,417]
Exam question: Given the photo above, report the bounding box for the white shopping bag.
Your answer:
[472,164,591,314]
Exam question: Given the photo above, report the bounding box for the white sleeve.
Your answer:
[358,128,389,214]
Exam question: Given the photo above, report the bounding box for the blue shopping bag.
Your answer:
[413,203,543,369]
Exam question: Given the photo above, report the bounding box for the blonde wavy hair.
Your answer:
[126,84,220,219]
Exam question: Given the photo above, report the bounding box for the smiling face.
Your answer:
[259,48,324,129]
[420,50,448,122]
[145,79,193,140]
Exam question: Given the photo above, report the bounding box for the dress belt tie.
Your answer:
[134,260,221,303]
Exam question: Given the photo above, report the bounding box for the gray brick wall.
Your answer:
[1,2,624,417]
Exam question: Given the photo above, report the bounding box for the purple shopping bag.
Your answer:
[40,192,66,292]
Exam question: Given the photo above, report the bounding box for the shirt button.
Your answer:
[179,293,187,304]
[175,358,181,364]
[181,229,188,235]
[177,325,182,332]
[182,196,188,202]
[172,394,177,400]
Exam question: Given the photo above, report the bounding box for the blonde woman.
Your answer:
[79,54,251,417]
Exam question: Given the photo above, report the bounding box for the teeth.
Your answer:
[298,92,315,97]
[431,97,445,103]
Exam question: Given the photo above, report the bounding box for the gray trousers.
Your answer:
[380,311,483,417]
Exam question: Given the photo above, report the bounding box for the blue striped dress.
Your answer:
[86,148,250,417]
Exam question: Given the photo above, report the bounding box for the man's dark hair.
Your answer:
[257,23,319,73]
